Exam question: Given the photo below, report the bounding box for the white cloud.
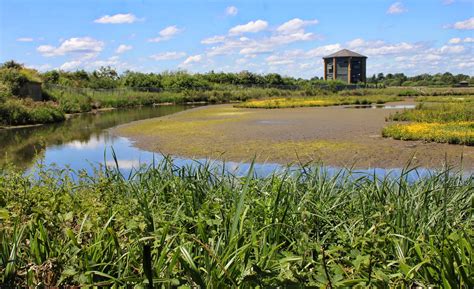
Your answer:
[60,60,82,70]
[443,0,455,5]
[115,44,132,54]
[202,18,318,58]
[276,18,318,34]
[464,37,474,43]
[387,2,407,14]
[229,20,268,35]
[266,54,295,66]
[148,25,182,42]
[94,13,138,24]
[37,37,104,58]
[439,45,465,54]
[201,35,226,44]
[345,38,421,55]
[17,37,34,42]
[239,46,273,55]
[182,54,203,65]
[306,44,342,57]
[150,51,186,61]
[225,6,238,16]
[451,17,474,30]
[26,63,52,71]
[448,37,462,44]
[59,56,132,71]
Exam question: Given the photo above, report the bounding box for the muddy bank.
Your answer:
[113,103,474,169]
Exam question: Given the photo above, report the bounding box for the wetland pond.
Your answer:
[0,104,470,179]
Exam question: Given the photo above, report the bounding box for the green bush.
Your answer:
[0,99,65,125]
[0,68,29,95]
[0,83,10,103]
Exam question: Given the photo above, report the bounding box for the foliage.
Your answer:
[0,68,29,95]
[383,122,474,145]
[0,161,472,287]
[236,95,401,109]
[0,99,65,125]
[368,72,472,87]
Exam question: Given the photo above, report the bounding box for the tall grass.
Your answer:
[0,159,472,287]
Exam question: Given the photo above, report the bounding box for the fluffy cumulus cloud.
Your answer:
[202,18,319,58]
[448,17,474,30]
[229,20,268,35]
[94,13,139,24]
[225,6,238,16]
[37,37,104,58]
[276,18,319,34]
[115,44,132,54]
[150,51,186,61]
[149,25,182,42]
[387,2,407,14]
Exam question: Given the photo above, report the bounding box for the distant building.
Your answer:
[323,49,367,84]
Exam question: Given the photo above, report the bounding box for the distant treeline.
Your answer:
[40,65,473,90]
[366,72,472,87]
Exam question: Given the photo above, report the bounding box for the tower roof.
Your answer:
[323,49,367,59]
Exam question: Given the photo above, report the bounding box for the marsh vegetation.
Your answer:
[1,160,472,287]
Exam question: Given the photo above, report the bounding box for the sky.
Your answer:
[1,0,473,78]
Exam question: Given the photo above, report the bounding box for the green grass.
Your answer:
[384,102,474,145]
[1,160,472,287]
[388,102,474,123]
[415,95,474,103]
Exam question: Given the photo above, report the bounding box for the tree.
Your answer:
[1,60,23,70]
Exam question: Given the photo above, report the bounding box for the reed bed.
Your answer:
[0,159,472,288]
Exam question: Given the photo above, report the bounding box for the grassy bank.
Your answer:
[384,102,474,145]
[235,95,401,109]
[0,98,64,126]
[1,161,472,288]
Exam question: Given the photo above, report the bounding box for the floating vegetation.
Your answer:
[235,95,401,109]
[383,121,474,145]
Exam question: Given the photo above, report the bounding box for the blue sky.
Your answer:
[1,0,473,78]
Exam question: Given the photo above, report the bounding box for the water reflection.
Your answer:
[0,105,191,169]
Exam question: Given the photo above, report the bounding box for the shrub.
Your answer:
[0,99,65,125]
[0,68,29,95]
[0,83,10,103]
[397,89,421,97]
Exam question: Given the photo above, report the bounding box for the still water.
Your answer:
[0,105,446,179]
